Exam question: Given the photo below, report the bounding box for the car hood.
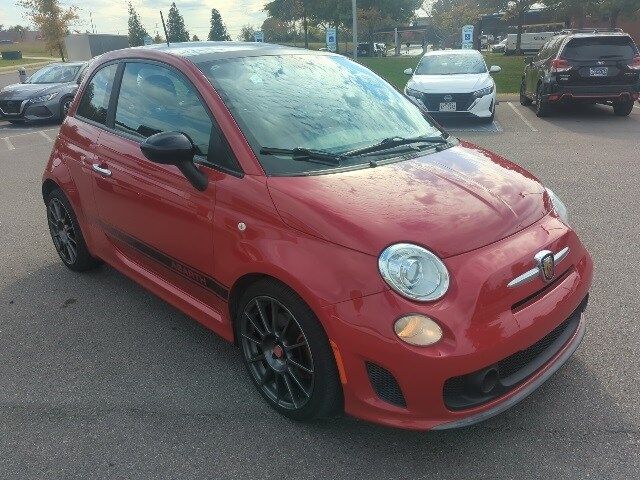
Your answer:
[267,143,549,258]
[408,73,491,94]
[0,82,69,100]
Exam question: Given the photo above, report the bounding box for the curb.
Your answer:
[0,60,55,75]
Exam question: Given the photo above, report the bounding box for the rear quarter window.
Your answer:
[561,36,638,60]
[76,63,118,125]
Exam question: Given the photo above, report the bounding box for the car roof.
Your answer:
[562,31,633,39]
[132,41,326,63]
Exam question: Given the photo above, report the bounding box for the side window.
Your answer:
[76,63,118,125]
[115,63,211,156]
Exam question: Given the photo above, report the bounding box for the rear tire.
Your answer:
[45,188,101,272]
[236,279,343,421]
[535,83,551,117]
[520,79,532,106]
[613,100,633,117]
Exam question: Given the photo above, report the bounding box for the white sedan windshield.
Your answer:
[416,54,487,75]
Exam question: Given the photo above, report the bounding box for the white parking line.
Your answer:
[2,137,15,150]
[38,131,53,141]
[0,127,58,140]
[507,102,539,132]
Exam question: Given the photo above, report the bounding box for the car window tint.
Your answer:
[561,36,638,60]
[76,63,118,125]
[114,62,212,156]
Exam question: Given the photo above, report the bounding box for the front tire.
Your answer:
[237,279,343,421]
[613,100,633,117]
[45,188,101,272]
[59,96,73,122]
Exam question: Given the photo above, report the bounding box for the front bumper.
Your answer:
[321,214,593,430]
[409,92,495,119]
[0,98,60,122]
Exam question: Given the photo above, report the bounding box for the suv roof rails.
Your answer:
[560,28,625,35]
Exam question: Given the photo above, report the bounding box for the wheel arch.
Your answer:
[42,178,61,202]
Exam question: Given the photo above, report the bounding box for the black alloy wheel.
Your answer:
[535,83,550,117]
[45,189,101,271]
[240,295,315,411]
[237,280,342,420]
[48,197,78,265]
[520,79,532,106]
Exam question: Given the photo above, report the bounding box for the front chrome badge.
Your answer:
[508,247,569,288]
[535,250,556,283]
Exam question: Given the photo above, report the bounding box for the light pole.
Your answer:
[352,0,358,59]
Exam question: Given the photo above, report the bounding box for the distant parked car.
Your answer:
[404,49,501,123]
[0,61,88,124]
[490,38,507,53]
[357,42,385,57]
[520,29,640,117]
[0,39,14,45]
[504,32,557,55]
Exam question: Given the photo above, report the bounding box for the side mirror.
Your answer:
[489,65,502,73]
[140,131,208,191]
[404,68,413,75]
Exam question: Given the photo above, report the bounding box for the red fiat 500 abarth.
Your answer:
[42,42,593,430]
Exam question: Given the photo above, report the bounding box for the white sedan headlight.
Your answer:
[378,243,449,302]
[546,188,569,224]
[404,86,422,98]
[473,84,494,98]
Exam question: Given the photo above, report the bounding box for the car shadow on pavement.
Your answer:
[0,261,631,477]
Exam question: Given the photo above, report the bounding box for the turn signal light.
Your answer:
[394,315,442,346]
[551,59,572,73]
[629,56,640,71]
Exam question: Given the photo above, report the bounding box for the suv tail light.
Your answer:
[629,56,640,71]
[551,59,572,73]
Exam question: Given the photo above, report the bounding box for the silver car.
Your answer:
[0,62,88,124]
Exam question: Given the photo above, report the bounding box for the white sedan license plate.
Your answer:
[590,67,608,77]
[439,102,457,112]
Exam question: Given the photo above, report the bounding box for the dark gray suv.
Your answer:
[520,29,640,117]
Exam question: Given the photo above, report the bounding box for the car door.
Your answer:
[61,62,119,239]
[90,60,225,309]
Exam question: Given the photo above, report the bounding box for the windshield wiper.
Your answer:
[260,147,342,166]
[343,135,448,158]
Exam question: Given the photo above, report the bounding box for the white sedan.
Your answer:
[403,50,501,123]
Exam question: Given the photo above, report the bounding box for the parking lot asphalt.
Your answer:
[1,103,639,479]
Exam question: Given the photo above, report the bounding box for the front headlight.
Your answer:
[378,243,450,302]
[29,92,59,103]
[546,188,569,224]
[473,84,494,98]
[405,87,422,98]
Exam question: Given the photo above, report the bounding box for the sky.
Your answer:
[1,1,270,40]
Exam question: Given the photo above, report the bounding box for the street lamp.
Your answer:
[352,0,358,59]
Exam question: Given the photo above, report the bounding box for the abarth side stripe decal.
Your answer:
[99,221,229,300]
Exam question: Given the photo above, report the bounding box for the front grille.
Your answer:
[443,297,587,410]
[422,93,475,111]
[0,100,22,114]
[366,362,406,408]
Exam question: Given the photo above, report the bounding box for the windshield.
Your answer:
[28,64,81,84]
[415,53,487,75]
[561,37,638,60]
[198,54,442,175]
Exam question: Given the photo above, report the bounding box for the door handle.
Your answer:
[92,163,112,177]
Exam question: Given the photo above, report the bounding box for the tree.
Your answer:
[127,2,149,47]
[601,0,639,28]
[153,32,164,44]
[18,0,77,61]
[192,34,200,41]
[543,0,600,29]
[490,0,539,54]
[265,0,308,47]
[430,0,483,46]
[208,8,231,41]
[166,2,189,43]
[239,24,256,42]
